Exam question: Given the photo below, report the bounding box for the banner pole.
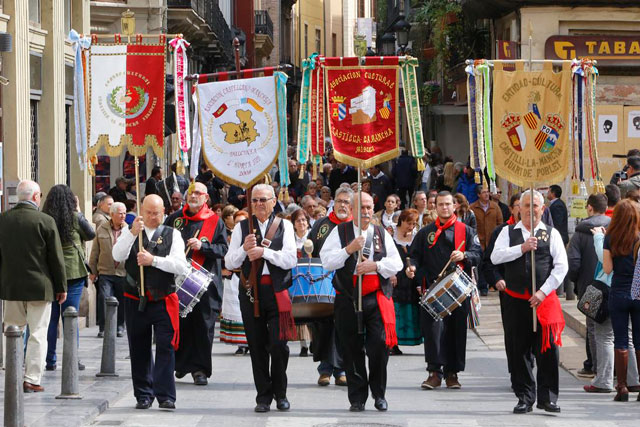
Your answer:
[135,156,147,311]
[527,32,537,333]
[356,167,364,335]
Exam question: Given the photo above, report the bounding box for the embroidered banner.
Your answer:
[324,58,400,168]
[492,61,572,187]
[195,74,284,188]
[169,37,191,167]
[87,43,166,158]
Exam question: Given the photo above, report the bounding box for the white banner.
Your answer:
[195,76,280,188]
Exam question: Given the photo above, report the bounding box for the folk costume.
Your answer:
[307,212,351,383]
[491,220,568,410]
[112,224,187,407]
[409,215,482,386]
[392,230,422,347]
[320,221,403,409]
[224,214,297,408]
[164,203,228,381]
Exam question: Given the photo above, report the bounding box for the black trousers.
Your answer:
[502,294,559,405]
[175,287,218,377]
[334,293,388,405]
[124,297,176,403]
[239,283,290,405]
[421,298,468,375]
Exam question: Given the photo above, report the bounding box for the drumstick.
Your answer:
[185,229,201,256]
[435,240,466,281]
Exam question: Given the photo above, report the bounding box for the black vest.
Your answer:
[309,216,338,257]
[332,222,392,299]
[503,224,554,295]
[239,215,292,292]
[125,226,176,300]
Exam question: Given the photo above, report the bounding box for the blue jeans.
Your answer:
[609,290,640,350]
[46,278,85,366]
[98,275,126,330]
[317,360,345,378]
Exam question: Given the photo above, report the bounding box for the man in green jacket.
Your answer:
[0,180,67,392]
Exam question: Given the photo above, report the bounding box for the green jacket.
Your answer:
[0,202,67,301]
[61,212,96,280]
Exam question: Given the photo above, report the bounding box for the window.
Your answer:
[29,0,40,25]
[358,0,365,18]
[315,29,321,54]
[64,0,72,35]
[30,101,39,182]
[65,105,71,186]
[304,24,308,59]
[332,33,337,57]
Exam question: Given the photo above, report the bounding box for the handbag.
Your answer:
[577,280,609,323]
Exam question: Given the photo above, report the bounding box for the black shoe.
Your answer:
[45,364,56,371]
[276,398,290,411]
[135,399,152,410]
[536,402,561,413]
[480,289,489,296]
[175,371,186,379]
[97,331,104,338]
[299,346,309,357]
[389,345,403,356]
[374,398,388,411]
[192,372,208,386]
[235,347,244,355]
[117,328,124,337]
[78,361,86,371]
[349,402,365,412]
[158,400,176,411]
[513,401,532,414]
[254,403,270,413]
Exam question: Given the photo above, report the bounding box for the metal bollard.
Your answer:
[97,296,119,377]
[4,325,24,427]
[56,306,82,399]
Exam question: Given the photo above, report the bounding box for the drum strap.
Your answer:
[361,227,374,260]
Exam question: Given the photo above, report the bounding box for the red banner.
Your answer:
[310,63,325,158]
[324,59,400,168]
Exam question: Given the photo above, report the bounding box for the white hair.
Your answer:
[110,202,126,214]
[300,195,314,207]
[520,189,544,205]
[17,180,40,201]
[252,183,275,198]
[335,186,354,202]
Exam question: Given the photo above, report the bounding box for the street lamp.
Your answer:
[380,32,396,56]
[394,18,411,54]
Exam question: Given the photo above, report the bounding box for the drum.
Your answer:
[420,267,475,320]
[290,258,335,321]
[175,260,214,318]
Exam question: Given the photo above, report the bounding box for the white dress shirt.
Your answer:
[112,225,188,276]
[320,223,403,279]
[224,217,297,274]
[381,211,395,228]
[490,220,568,296]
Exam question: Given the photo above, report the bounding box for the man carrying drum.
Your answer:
[320,192,403,412]
[224,184,298,413]
[490,190,567,414]
[407,191,481,391]
[112,194,188,411]
[164,182,228,386]
[307,187,354,387]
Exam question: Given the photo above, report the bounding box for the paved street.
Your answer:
[87,293,640,427]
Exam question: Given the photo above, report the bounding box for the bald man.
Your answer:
[113,194,188,411]
[165,182,227,385]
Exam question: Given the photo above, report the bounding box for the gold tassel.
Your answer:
[474,171,481,185]
[187,180,196,195]
[264,173,271,184]
[416,158,425,172]
[312,162,318,180]
[176,159,185,176]
[284,186,290,204]
[571,180,579,195]
[299,164,305,180]
[278,186,284,201]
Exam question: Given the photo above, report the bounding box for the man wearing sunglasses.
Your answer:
[165,182,228,386]
[225,184,297,413]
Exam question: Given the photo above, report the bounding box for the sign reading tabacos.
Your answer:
[545,35,640,65]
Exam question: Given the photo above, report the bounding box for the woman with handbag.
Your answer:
[602,199,640,401]
[42,185,96,371]
[586,225,640,395]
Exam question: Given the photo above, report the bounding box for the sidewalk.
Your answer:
[0,326,132,426]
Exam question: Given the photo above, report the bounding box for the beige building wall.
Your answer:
[261,0,281,67]
[325,0,343,57]
[293,0,325,67]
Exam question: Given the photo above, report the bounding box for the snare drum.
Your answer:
[290,258,335,321]
[175,260,214,318]
[420,267,475,320]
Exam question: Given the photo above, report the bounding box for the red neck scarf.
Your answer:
[329,211,351,225]
[605,208,613,218]
[182,203,219,267]
[506,215,517,225]
[429,214,458,248]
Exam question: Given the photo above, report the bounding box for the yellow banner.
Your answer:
[492,62,572,187]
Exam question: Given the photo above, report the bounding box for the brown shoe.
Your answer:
[445,373,462,389]
[317,374,331,386]
[23,381,44,393]
[335,375,348,386]
[421,372,442,390]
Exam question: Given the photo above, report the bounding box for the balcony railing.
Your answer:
[255,10,274,41]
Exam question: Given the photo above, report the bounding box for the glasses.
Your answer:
[251,197,274,204]
[335,199,350,205]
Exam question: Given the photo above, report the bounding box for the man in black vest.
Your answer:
[307,187,354,387]
[224,184,297,413]
[112,194,188,411]
[165,182,228,385]
[320,192,403,412]
[491,190,568,414]
[407,191,482,391]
